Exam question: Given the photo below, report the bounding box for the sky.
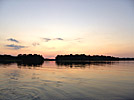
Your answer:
[0,0,134,58]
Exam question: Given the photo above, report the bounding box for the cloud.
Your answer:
[42,37,64,42]
[7,38,19,43]
[54,38,64,40]
[5,44,26,50]
[42,38,51,42]
[32,42,40,46]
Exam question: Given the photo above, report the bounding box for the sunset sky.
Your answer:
[0,0,134,58]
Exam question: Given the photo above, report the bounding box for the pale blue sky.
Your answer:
[0,0,134,58]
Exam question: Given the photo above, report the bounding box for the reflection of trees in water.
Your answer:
[56,61,118,68]
[0,61,44,68]
[0,62,16,68]
[17,61,44,68]
[0,62,15,65]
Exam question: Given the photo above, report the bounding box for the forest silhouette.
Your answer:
[0,54,134,67]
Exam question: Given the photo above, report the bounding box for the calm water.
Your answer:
[0,61,134,100]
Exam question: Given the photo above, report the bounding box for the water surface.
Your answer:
[0,61,134,100]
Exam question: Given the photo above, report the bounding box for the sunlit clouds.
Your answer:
[5,44,26,50]
[42,38,64,42]
[7,38,19,43]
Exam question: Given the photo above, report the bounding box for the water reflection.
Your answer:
[0,61,134,100]
[0,61,119,69]
[56,61,118,68]
[0,62,15,66]
[17,61,44,67]
[0,61,44,68]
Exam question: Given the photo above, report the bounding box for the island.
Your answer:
[56,54,134,62]
[0,54,134,65]
[0,54,44,66]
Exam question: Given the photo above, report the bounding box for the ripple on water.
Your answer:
[0,61,134,100]
[0,86,42,100]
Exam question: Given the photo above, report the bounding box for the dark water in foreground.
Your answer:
[0,61,134,100]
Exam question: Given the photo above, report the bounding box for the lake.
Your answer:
[0,61,134,100]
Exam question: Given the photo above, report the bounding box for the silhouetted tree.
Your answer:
[56,54,120,62]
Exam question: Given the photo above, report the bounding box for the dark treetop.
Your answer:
[0,54,44,66]
[0,54,134,64]
[56,54,134,62]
